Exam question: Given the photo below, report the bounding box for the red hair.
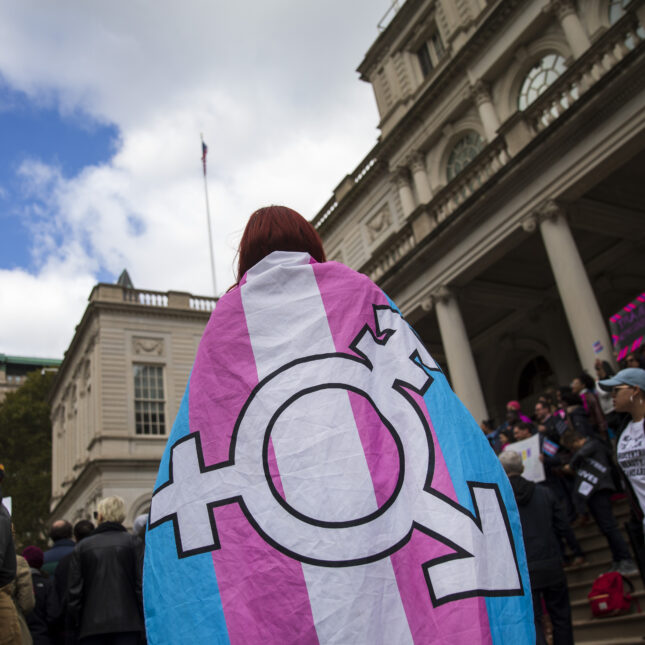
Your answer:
[235,205,326,283]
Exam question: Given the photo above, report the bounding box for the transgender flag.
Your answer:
[144,251,534,644]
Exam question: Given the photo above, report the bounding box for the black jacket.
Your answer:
[26,569,53,644]
[0,502,16,587]
[67,522,144,639]
[567,406,595,438]
[510,476,568,589]
[570,437,615,495]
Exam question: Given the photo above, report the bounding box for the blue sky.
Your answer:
[0,83,117,275]
[0,1,383,357]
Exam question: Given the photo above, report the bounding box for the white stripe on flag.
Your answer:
[242,253,413,645]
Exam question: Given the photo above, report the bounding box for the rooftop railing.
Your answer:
[90,284,217,312]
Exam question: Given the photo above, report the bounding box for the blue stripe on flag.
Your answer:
[144,379,231,645]
[383,294,534,644]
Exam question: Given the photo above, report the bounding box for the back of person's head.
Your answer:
[49,519,73,541]
[96,496,126,524]
[561,429,585,450]
[560,389,583,407]
[73,519,94,542]
[236,205,326,283]
[22,545,44,570]
[499,451,524,476]
[579,372,596,391]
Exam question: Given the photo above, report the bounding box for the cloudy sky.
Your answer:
[0,1,388,358]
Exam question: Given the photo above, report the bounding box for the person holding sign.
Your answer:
[562,430,637,576]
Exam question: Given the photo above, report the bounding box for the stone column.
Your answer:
[425,287,489,423]
[550,0,590,59]
[393,169,416,217]
[533,201,615,374]
[410,153,433,204]
[471,81,500,142]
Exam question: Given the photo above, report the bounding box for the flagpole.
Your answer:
[201,133,217,296]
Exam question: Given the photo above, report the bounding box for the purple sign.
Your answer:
[609,291,645,360]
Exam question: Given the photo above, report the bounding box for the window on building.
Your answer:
[134,364,166,435]
[416,29,446,78]
[446,131,485,182]
[518,54,567,111]
[417,43,433,77]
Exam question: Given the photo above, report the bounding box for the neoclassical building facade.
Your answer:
[313,0,645,424]
[49,279,216,525]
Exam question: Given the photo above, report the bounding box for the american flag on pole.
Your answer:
[144,252,534,644]
[201,140,208,176]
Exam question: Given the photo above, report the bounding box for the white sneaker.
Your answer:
[617,559,638,576]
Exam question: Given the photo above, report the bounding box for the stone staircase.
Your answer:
[565,499,645,644]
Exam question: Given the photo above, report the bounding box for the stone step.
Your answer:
[574,527,631,554]
[573,611,645,643]
[571,589,645,621]
[568,570,644,603]
[578,639,645,645]
[566,558,624,585]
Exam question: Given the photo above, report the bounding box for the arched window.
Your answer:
[518,54,567,111]
[446,131,484,182]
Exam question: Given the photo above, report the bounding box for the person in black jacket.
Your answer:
[0,493,21,644]
[22,545,53,645]
[562,430,638,576]
[500,450,574,645]
[43,520,75,577]
[68,496,144,645]
[48,519,94,645]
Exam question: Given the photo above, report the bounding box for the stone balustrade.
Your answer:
[432,138,510,225]
[190,296,217,311]
[90,283,217,311]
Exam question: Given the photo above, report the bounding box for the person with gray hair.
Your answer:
[500,452,574,645]
[68,497,144,644]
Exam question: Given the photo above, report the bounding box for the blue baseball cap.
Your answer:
[598,367,645,391]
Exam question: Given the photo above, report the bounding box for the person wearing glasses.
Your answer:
[599,368,645,579]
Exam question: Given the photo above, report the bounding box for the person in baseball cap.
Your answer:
[599,367,645,580]
[598,367,645,393]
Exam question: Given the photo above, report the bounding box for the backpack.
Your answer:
[588,572,633,617]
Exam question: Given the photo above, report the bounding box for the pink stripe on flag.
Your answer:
[388,393,492,645]
[313,262,491,644]
[632,337,643,351]
[190,287,317,645]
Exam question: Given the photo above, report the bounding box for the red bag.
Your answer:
[588,572,633,617]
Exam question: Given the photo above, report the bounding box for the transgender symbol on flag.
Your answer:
[149,305,522,606]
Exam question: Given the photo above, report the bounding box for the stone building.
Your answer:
[0,354,61,403]
[313,0,645,424]
[49,276,216,524]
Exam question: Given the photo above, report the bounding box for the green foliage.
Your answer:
[0,370,56,550]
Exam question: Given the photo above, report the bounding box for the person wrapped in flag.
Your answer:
[143,206,535,644]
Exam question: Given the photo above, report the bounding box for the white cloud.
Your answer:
[0,1,384,357]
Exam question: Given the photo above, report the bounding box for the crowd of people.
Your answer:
[0,496,146,645]
[484,356,645,645]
